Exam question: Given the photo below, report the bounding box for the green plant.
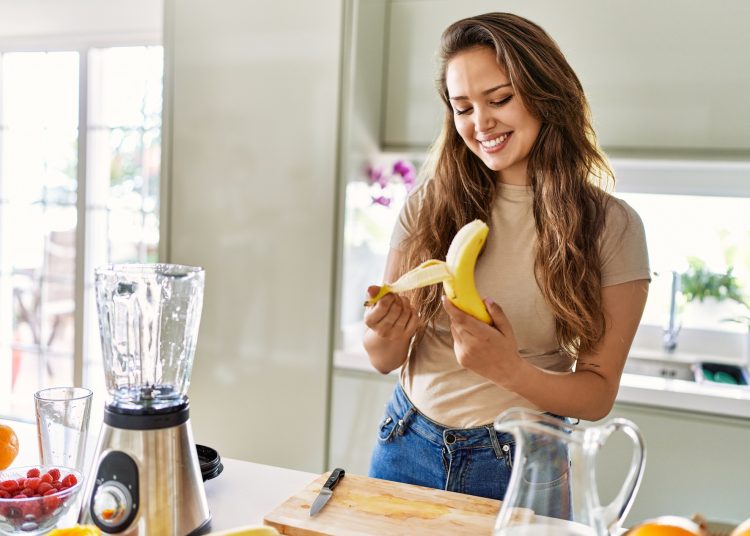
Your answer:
[680,257,745,304]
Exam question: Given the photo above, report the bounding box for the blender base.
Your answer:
[79,405,211,535]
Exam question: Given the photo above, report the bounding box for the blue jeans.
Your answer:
[369,383,515,500]
[368,384,571,509]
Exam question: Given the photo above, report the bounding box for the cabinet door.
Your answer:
[383,0,750,153]
[167,0,343,473]
[595,403,750,525]
[329,369,397,475]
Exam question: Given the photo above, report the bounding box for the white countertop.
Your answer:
[617,368,750,419]
[0,419,317,533]
[204,458,316,531]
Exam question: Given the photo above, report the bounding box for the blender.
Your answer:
[79,264,211,535]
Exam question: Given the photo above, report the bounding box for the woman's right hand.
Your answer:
[363,285,418,341]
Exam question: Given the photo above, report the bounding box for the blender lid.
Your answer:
[196,444,224,481]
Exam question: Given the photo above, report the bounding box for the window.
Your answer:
[618,192,750,333]
[612,158,750,357]
[0,45,164,421]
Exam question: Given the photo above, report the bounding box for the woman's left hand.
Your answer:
[442,296,523,388]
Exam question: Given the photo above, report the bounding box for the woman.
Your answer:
[363,13,650,501]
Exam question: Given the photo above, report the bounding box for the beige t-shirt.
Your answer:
[390,182,650,428]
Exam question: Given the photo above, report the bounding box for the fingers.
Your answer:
[485,298,513,336]
[392,296,413,331]
[364,293,397,326]
[404,307,419,334]
[364,293,415,339]
[441,297,477,337]
[367,285,381,298]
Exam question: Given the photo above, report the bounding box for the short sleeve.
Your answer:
[599,198,651,287]
[389,182,427,251]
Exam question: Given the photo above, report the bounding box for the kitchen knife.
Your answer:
[309,468,345,516]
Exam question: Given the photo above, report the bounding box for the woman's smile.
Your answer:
[477,131,512,153]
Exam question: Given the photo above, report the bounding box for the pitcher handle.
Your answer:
[598,418,646,533]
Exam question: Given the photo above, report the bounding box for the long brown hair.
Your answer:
[401,12,613,357]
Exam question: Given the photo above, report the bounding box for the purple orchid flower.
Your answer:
[366,165,389,188]
[371,195,392,207]
[392,159,416,191]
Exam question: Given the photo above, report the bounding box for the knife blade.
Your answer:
[309,467,345,516]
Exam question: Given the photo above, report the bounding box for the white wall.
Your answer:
[0,0,162,46]
[164,0,344,472]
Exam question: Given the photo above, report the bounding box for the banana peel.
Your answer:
[365,219,491,324]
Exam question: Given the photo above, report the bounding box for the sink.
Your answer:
[693,361,749,386]
[623,357,695,381]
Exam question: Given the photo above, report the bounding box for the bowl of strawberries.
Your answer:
[0,466,82,535]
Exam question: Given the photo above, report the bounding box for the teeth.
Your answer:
[479,133,509,148]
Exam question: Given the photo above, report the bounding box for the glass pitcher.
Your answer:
[95,263,204,412]
[493,408,645,536]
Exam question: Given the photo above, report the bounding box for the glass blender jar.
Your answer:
[96,263,204,413]
[80,264,211,535]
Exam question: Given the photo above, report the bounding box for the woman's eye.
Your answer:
[491,95,513,106]
[454,107,471,116]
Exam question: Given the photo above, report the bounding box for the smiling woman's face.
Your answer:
[445,46,541,185]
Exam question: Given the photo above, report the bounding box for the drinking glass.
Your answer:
[34,387,93,471]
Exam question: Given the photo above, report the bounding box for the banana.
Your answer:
[442,220,492,323]
[364,219,491,324]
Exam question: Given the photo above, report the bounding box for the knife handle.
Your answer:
[323,468,345,490]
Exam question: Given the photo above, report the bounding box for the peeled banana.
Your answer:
[365,220,491,324]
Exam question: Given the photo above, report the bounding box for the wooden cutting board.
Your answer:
[263,472,500,535]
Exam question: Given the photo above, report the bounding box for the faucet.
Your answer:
[663,270,681,352]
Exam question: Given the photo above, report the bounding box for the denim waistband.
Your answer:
[391,383,516,451]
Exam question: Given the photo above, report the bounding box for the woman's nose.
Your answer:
[474,106,496,132]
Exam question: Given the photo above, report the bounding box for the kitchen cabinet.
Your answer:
[328,368,397,474]
[594,402,750,525]
[164,0,343,472]
[376,0,750,154]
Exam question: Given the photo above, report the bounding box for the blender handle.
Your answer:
[598,418,646,532]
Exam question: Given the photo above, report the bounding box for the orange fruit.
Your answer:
[731,518,750,536]
[0,424,20,470]
[629,516,702,536]
[628,527,696,536]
